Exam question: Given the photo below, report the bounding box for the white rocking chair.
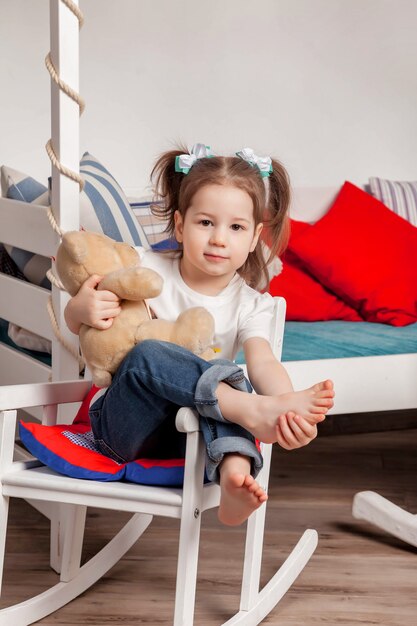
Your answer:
[0,297,318,625]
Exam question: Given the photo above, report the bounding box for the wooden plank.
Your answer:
[0,274,53,340]
[0,379,90,411]
[0,343,50,385]
[0,197,58,257]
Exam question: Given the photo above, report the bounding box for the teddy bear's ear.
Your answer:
[60,231,89,263]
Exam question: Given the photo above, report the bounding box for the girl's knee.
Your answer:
[125,340,161,366]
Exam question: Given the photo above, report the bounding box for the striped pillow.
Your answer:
[1,154,149,288]
[369,177,417,227]
[79,153,148,247]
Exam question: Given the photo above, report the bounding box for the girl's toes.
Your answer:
[243,475,255,488]
[311,406,327,414]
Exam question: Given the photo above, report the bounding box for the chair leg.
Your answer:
[173,429,206,626]
[0,495,10,598]
[222,529,318,626]
[0,409,16,598]
[239,444,272,611]
[0,512,153,626]
[59,504,87,581]
[49,508,62,574]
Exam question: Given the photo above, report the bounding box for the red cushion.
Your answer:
[19,385,187,486]
[268,218,362,321]
[288,182,417,326]
[269,260,362,321]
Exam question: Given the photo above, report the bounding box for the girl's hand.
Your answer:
[64,274,121,334]
[275,411,325,450]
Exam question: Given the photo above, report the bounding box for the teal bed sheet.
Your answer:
[281,321,417,362]
[1,318,416,368]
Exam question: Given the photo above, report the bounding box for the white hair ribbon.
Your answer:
[175,143,213,174]
[236,147,273,178]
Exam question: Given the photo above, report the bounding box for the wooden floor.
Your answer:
[1,423,416,625]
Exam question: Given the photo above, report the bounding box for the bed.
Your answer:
[2,183,417,419]
[1,0,417,421]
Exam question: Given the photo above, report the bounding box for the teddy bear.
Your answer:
[55,230,216,387]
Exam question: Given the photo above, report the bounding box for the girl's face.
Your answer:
[174,183,263,294]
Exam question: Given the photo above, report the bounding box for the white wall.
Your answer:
[1,0,416,195]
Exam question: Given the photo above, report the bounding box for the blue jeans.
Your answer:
[89,340,263,483]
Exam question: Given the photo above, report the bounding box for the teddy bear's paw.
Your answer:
[177,307,215,345]
[199,347,218,361]
[92,369,113,388]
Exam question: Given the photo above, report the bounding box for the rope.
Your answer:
[45,0,86,367]
[45,53,85,115]
[46,204,64,237]
[45,139,85,190]
[47,296,85,369]
[46,268,65,291]
[61,0,84,28]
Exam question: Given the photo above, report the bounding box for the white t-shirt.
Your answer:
[138,248,275,361]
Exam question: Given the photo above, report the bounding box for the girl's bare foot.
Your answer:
[272,379,334,419]
[218,455,268,526]
[252,380,334,442]
[217,379,334,444]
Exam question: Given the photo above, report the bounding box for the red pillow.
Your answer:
[288,182,417,326]
[269,259,362,321]
[267,218,362,321]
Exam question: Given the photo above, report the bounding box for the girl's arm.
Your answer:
[243,336,323,449]
[64,274,121,335]
[243,336,293,396]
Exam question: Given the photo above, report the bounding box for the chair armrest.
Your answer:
[0,380,91,411]
[175,407,200,433]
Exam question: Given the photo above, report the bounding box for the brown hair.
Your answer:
[151,144,290,289]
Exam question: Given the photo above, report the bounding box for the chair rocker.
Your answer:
[0,297,318,625]
[352,491,417,549]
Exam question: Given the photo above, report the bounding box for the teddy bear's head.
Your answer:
[56,230,140,296]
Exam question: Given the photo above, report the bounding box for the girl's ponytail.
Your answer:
[150,146,188,235]
[264,158,291,262]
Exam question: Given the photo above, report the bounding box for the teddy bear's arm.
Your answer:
[98,267,163,301]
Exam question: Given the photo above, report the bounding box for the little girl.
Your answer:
[65,144,334,526]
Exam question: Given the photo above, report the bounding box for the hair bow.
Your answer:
[236,148,272,178]
[175,143,213,174]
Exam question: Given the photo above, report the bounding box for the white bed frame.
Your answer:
[0,0,416,556]
[2,184,417,415]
